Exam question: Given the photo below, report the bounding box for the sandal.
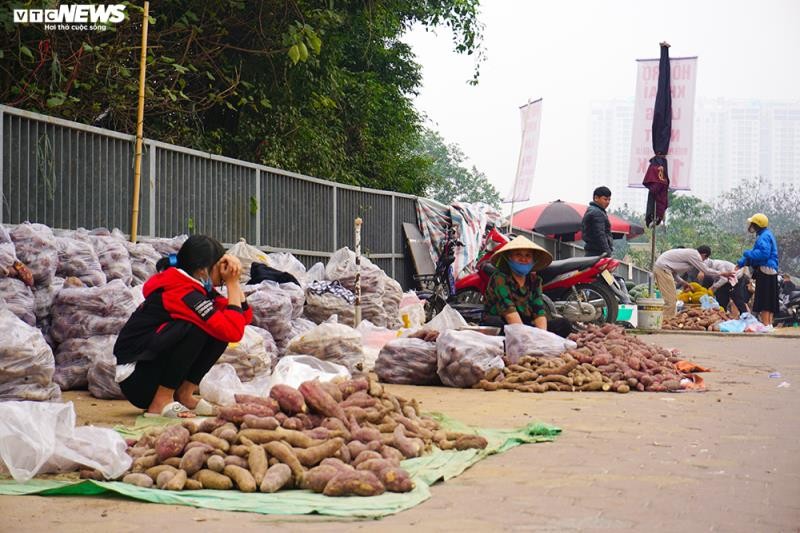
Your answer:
[143,401,195,418]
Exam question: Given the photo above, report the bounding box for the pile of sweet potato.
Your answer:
[98,376,487,496]
[662,307,731,331]
[475,353,622,393]
[566,324,686,391]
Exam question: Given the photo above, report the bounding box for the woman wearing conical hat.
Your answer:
[482,235,572,337]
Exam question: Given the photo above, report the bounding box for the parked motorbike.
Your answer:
[774,285,800,327]
[415,227,464,322]
[453,227,629,327]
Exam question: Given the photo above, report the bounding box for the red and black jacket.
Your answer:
[114,268,252,364]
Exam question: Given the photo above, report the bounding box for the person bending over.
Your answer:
[114,235,252,417]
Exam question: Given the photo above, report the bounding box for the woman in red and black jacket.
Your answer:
[114,235,252,417]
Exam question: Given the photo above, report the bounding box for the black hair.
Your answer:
[593,186,612,198]
[156,235,225,273]
[696,245,711,257]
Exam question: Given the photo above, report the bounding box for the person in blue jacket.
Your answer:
[736,213,779,326]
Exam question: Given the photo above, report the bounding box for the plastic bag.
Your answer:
[54,235,106,287]
[325,248,387,326]
[427,304,468,332]
[88,349,125,400]
[280,282,305,319]
[0,224,20,277]
[32,276,64,322]
[9,222,58,286]
[227,238,268,284]
[287,320,365,372]
[382,277,403,329]
[50,280,139,343]
[289,317,316,339]
[0,401,131,482]
[436,329,505,388]
[699,294,720,310]
[124,240,160,286]
[356,320,401,373]
[268,355,350,390]
[0,277,35,326]
[504,323,577,362]
[399,291,426,329]
[306,262,327,282]
[244,281,294,351]
[90,229,133,285]
[140,234,188,256]
[198,363,271,406]
[375,337,439,385]
[304,283,355,325]
[217,325,276,381]
[267,252,307,286]
[718,312,761,333]
[0,308,60,401]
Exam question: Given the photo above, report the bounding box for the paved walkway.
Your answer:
[1,333,798,532]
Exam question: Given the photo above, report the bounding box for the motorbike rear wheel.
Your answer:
[563,282,619,326]
[452,288,485,305]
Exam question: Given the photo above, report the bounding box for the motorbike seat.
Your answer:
[787,290,800,304]
[539,256,602,278]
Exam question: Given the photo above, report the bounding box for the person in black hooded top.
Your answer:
[581,186,613,256]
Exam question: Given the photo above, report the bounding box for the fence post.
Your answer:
[148,141,156,238]
[332,184,338,250]
[254,168,261,246]
[0,107,4,224]
[391,195,396,278]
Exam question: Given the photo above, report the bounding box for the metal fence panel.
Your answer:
[261,171,334,252]
[335,188,393,254]
[155,147,255,243]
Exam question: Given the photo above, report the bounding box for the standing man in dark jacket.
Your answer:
[581,186,613,256]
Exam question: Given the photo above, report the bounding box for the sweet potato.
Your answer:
[184,478,203,490]
[282,417,305,431]
[319,380,343,403]
[162,457,182,468]
[194,469,233,490]
[176,447,208,476]
[131,451,159,472]
[248,444,269,485]
[164,469,188,491]
[322,470,385,497]
[196,417,228,433]
[122,473,154,488]
[352,450,383,467]
[380,446,405,464]
[218,403,275,424]
[144,464,177,481]
[320,457,355,473]
[156,470,175,489]
[234,394,279,411]
[293,438,346,467]
[154,424,191,461]
[189,432,230,452]
[340,391,377,409]
[263,441,305,482]
[241,414,280,430]
[301,464,339,492]
[237,427,323,449]
[224,464,257,492]
[259,463,292,493]
[377,466,414,493]
[206,454,225,473]
[211,422,237,438]
[453,434,488,450]
[355,458,397,473]
[183,441,215,454]
[347,440,368,459]
[299,380,347,421]
[269,384,308,415]
[392,425,422,458]
[338,377,369,399]
[224,455,249,469]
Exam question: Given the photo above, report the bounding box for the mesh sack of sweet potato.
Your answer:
[436,329,505,388]
[50,279,138,343]
[0,277,35,326]
[0,308,61,401]
[54,235,106,287]
[287,321,364,372]
[89,228,133,285]
[9,222,58,287]
[375,337,439,385]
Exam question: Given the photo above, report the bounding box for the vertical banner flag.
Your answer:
[505,98,543,202]
[628,57,698,190]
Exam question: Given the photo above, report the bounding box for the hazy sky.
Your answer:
[405,0,800,210]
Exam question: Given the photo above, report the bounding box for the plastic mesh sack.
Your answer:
[0,308,61,401]
[227,239,269,284]
[375,337,439,385]
[244,281,294,352]
[9,223,58,286]
[436,329,505,388]
[88,347,125,399]
[267,252,307,286]
[504,323,577,362]
[50,279,138,343]
[54,235,106,287]
[32,276,64,323]
[124,240,161,286]
[89,228,133,285]
[140,234,188,256]
[217,325,277,381]
[0,277,35,326]
[286,320,365,372]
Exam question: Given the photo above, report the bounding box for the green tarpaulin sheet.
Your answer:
[0,414,559,518]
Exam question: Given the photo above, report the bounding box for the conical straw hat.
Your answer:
[494,235,553,271]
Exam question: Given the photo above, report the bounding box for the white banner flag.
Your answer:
[505,98,542,203]
[628,57,698,190]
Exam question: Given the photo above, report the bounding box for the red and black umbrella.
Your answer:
[511,200,645,241]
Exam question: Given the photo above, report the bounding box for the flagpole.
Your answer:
[507,99,531,234]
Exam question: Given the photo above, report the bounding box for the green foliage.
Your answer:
[418,128,501,208]
[1,0,484,196]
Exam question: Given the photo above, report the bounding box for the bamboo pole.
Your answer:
[130,1,150,242]
[354,217,363,325]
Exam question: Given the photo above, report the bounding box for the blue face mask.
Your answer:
[202,277,214,293]
[507,259,534,276]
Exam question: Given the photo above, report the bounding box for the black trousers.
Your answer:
[482,314,573,338]
[119,321,227,409]
[714,282,749,314]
